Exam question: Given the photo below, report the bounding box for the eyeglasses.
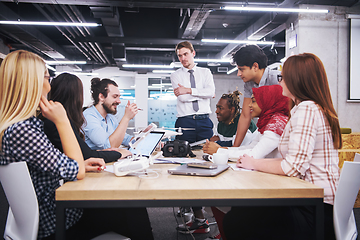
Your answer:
[44,75,51,82]
[277,74,283,83]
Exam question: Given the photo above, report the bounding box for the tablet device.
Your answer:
[168,164,229,177]
[129,131,164,157]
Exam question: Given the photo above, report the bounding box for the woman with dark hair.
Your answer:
[223,53,341,240]
[41,73,154,240]
[42,73,130,162]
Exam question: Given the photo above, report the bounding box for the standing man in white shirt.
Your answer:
[171,41,215,235]
[171,41,215,144]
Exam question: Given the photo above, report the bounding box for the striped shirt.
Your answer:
[279,101,339,205]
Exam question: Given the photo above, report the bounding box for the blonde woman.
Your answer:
[0,51,153,240]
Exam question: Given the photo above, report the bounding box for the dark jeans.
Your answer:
[216,140,233,147]
[223,203,335,240]
[42,207,154,240]
[175,116,213,143]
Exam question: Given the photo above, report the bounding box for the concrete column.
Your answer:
[285,5,360,132]
[135,74,149,130]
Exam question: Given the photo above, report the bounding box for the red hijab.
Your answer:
[252,85,289,134]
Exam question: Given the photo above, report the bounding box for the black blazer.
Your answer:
[42,118,122,163]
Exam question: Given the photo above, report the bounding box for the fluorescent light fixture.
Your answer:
[202,39,275,45]
[221,6,329,13]
[123,64,173,69]
[46,60,87,65]
[43,50,65,59]
[170,62,183,68]
[46,64,56,72]
[152,70,176,74]
[0,20,101,27]
[194,58,231,63]
[55,71,99,76]
[227,67,238,75]
[126,47,174,51]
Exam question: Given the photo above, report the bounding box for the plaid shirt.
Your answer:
[0,116,82,239]
[279,101,340,205]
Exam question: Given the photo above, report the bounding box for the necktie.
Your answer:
[188,70,199,112]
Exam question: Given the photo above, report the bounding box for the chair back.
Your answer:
[0,161,39,240]
[334,160,360,240]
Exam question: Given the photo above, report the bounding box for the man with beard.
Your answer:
[83,78,138,150]
[171,41,215,144]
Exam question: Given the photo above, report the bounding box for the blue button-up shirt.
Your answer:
[83,106,132,150]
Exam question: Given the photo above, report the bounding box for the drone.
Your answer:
[155,127,195,140]
[134,125,195,140]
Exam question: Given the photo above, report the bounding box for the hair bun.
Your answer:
[91,77,101,87]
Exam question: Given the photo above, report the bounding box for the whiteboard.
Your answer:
[350,18,360,100]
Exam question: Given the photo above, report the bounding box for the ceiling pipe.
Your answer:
[34,4,91,60]
[78,42,98,62]
[94,42,111,64]
[83,42,103,62]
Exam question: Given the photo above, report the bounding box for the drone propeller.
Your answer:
[164,127,196,131]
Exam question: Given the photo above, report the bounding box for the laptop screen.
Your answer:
[129,131,164,157]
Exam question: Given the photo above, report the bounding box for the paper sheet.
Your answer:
[228,163,253,171]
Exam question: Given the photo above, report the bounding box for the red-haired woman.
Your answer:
[223,53,341,240]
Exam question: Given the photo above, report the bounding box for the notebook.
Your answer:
[129,131,164,157]
[168,164,229,177]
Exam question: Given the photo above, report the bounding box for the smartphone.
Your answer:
[187,162,218,169]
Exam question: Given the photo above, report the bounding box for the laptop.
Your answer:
[129,131,164,157]
[168,164,229,177]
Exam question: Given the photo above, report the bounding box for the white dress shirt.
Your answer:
[171,65,215,117]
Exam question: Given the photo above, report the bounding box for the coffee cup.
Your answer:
[210,152,228,165]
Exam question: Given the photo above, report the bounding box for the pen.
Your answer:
[138,108,143,111]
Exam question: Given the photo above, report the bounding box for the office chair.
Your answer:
[0,161,39,240]
[333,157,360,240]
[0,161,130,240]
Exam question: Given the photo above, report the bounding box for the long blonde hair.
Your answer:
[0,50,46,148]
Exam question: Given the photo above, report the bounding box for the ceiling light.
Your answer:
[42,51,65,59]
[170,62,183,68]
[123,64,173,69]
[194,58,231,63]
[221,6,329,14]
[46,60,87,65]
[126,47,174,51]
[201,39,275,45]
[55,71,99,76]
[0,20,101,27]
[227,67,238,75]
[152,70,176,74]
[46,64,56,72]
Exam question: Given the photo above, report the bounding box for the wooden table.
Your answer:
[55,163,324,240]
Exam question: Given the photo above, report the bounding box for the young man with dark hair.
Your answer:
[83,78,138,150]
[232,44,279,147]
[171,41,215,144]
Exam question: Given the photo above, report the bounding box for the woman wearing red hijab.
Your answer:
[225,84,289,160]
